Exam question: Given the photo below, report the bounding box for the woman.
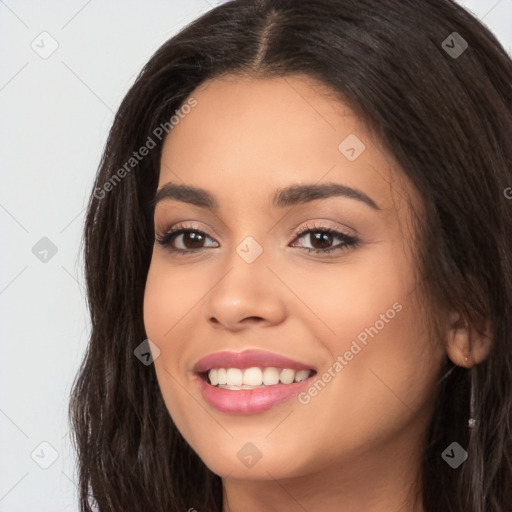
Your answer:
[69,0,512,510]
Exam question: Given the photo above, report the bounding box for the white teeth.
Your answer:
[217,368,227,385]
[279,369,295,384]
[207,367,313,387]
[226,368,243,386]
[262,367,280,385]
[209,369,218,386]
[223,384,264,390]
[242,367,263,386]
[294,370,310,382]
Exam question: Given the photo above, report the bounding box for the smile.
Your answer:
[207,367,313,388]
[194,350,317,414]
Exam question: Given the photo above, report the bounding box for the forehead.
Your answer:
[161,74,363,171]
[158,74,416,215]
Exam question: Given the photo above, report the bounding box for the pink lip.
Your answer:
[197,375,314,414]
[194,349,315,373]
[194,350,316,414]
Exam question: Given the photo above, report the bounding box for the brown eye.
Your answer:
[291,225,358,255]
[308,231,335,250]
[177,231,206,250]
[156,224,358,256]
[156,227,219,253]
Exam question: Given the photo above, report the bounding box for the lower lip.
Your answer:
[197,375,313,414]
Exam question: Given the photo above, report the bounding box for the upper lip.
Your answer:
[194,349,316,373]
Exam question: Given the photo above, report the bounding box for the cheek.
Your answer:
[143,256,203,340]
[302,301,442,458]
[289,245,443,440]
[143,259,184,394]
[276,244,408,346]
[143,258,203,444]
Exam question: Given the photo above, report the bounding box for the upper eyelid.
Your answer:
[156,216,356,235]
[157,223,354,245]
[155,221,218,241]
[157,226,357,259]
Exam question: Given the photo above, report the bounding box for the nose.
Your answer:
[202,250,287,332]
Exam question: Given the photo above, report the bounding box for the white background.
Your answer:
[0,1,510,510]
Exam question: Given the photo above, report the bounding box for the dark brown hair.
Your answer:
[69,0,512,510]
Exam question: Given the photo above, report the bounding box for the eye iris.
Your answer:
[311,232,332,249]
[183,232,204,249]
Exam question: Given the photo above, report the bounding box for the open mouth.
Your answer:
[194,350,318,413]
[201,367,317,390]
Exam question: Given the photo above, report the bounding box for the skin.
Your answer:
[143,74,488,512]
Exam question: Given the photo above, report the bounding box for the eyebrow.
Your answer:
[152,182,380,210]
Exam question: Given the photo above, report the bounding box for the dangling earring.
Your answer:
[468,365,478,429]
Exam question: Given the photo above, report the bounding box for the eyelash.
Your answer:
[155,222,359,256]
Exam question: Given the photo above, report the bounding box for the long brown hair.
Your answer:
[69,1,512,510]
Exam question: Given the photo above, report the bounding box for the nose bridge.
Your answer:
[219,210,270,271]
[202,231,286,328]
[234,233,266,266]
[213,233,269,303]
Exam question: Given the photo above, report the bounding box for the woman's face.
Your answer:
[143,74,446,482]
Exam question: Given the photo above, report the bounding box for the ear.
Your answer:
[445,311,493,368]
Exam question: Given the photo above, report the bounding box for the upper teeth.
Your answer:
[207,367,312,388]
